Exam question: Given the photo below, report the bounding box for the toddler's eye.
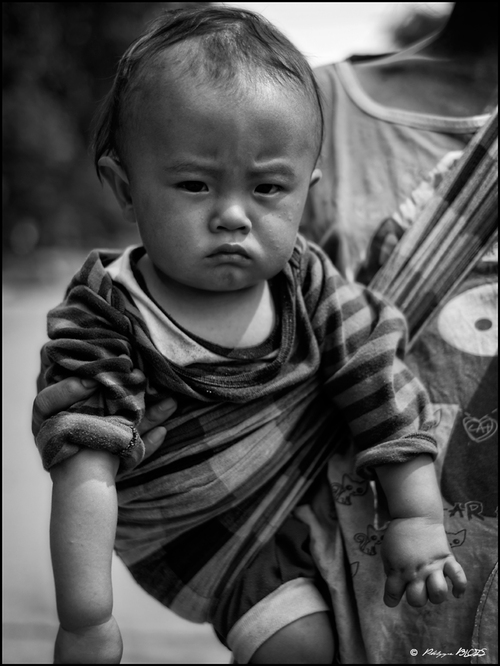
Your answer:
[255,184,282,195]
[178,181,208,193]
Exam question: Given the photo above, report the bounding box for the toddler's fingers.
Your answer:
[444,558,467,598]
[405,578,428,607]
[138,397,177,436]
[426,570,448,605]
[383,574,405,608]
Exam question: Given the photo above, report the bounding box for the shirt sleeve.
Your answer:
[35,255,147,472]
[299,240,437,478]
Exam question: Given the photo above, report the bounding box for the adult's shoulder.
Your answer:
[313,60,342,80]
[312,60,344,103]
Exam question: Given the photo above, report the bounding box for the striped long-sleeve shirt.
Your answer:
[35,235,437,623]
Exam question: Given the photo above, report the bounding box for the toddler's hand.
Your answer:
[54,615,123,664]
[381,517,467,608]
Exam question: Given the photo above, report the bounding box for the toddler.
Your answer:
[36,7,466,664]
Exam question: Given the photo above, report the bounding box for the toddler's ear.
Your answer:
[98,156,136,224]
[309,168,322,188]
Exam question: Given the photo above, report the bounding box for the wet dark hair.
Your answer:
[90,5,324,180]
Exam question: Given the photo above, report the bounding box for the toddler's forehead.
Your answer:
[123,43,320,157]
[136,52,313,120]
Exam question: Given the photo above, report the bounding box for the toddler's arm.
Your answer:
[375,454,467,608]
[50,448,122,664]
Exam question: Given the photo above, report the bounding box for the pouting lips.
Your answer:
[209,244,250,258]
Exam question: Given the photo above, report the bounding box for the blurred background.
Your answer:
[3,3,453,663]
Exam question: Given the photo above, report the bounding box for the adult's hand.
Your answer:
[32,376,177,458]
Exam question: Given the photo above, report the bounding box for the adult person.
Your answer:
[296,2,497,663]
[300,2,497,279]
[32,2,497,663]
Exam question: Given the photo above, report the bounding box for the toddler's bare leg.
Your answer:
[249,611,335,664]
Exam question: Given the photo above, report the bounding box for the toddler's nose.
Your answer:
[210,203,252,234]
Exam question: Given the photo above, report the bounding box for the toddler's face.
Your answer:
[110,69,320,294]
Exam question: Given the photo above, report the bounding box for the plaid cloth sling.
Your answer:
[369,107,498,340]
[36,237,438,624]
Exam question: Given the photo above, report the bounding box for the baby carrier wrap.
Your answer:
[35,236,436,622]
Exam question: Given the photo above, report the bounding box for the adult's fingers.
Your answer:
[142,427,168,459]
[139,398,177,460]
[137,398,177,436]
[31,378,98,437]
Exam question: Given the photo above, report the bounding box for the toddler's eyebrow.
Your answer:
[162,161,297,178]
[250,163,297,178]
[162,161,219,175]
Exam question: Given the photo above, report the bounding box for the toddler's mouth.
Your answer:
[209,244,250,258]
